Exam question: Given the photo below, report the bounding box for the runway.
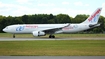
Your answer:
[0,37,105,41]
[0,56,105,59]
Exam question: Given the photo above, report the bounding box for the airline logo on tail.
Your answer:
[88,8,101,22]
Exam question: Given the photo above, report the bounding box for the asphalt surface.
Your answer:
[0,37,105,41]
[0,56,105,59]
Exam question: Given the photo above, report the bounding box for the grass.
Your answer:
[0,33,105,38]
[0,40,105,56]
[0,33,33,38]
[55,34,105,38]
[0,33,105,56]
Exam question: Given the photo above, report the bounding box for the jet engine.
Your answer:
[32,31,46,36]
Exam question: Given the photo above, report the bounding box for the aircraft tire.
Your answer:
[13,34,15,38]
[49,35,55,38]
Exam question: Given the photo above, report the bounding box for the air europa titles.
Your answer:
[25,25,38,28]
[88,9,101,21]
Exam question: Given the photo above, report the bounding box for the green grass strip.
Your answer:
[0,40,105,56]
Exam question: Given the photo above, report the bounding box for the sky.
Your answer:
[0,0,105,17]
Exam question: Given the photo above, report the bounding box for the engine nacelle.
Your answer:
[32,31,46,36]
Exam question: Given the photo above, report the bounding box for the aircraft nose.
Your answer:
[3,28,6,32]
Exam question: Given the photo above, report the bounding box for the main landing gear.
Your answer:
[49,34,55,38]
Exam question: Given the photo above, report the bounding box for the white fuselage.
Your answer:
[62,24,89,33]
[3,24,90,34]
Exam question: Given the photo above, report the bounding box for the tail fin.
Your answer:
[81,8,102,24]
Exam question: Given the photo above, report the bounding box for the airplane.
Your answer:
[3,8,102,38]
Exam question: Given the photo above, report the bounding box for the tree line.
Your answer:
[0,14,105,33]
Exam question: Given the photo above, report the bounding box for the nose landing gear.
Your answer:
[13,34,15,38]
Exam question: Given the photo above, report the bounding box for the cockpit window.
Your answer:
[5,27,8,29]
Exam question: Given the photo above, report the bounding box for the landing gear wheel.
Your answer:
[52,35,55,38]
[13,34,15,38]
[49,35,51,38]
[49,35,55,38]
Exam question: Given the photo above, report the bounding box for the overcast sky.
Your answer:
[0,0,105,17]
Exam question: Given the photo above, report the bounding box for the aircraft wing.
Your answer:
[36,23,70,34]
